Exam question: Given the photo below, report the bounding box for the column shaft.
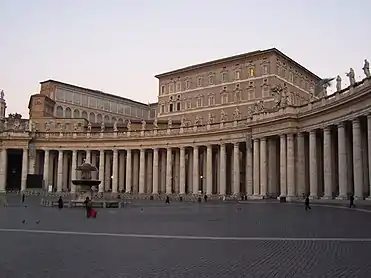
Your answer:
[152,148,159,194]
[166,148,172,194]
[193,146,199,194]
[43,150,50,191]
[297,133,305,197]
[287,134,295,198]
[323,127,333,199]
[85,150,91,164]
[125,150,132,193]
[98,150,105,192]
[368,116,371,198]
[0,148,6,192]
[280,135,287,197]
[337,123,347,199]
[309,131,318,198]
[57,150,63,192]
[353,119,363,198]
[179,147,186,194]
[112,149,119,193]
[71,150,77,193]
[139,149,145,193]
[219,144,226,195]
[206,145,213,195]
[260,138,267,196]
[246,139,253,196]
[253,139,260,196]
[21,148,28,191]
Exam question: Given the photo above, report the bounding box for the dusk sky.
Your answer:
[1,0,370,117]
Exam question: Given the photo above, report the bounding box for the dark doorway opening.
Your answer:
[6,149,23,190]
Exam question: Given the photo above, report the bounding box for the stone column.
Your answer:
[352,118,363,199]
[85,150,91,164]
[70,150,77,193]
[174,150,180,193]
[337,123,347,199]
[219,144,226,195]
[28,151,36,175]
[179,147,186,194]
[193,146,199,194]
[187,150,193,194]
[323,127,333,199]
[57,150,63,192]
[21,148,28,191]
[287,134,295,198]
[146,152,153,193]
[368,116,371,199]
[253,139,260,196]
[0,148,7,192]
[112,149,118,193]
[62,152,69,191]
[309,130,318,198]
[152,148,159,194]
[43,149,50,191]
[246,139,253,196]
[206,145,213,195]
[118,152,126,192]
[280,135,287,197]
[98,150,105,192]
[125,149,132,193]
[104,152,111,191]
[233,143,240,195]
[166,147,172,194]
[139,148,145,194]
[91,152,97,180]
[297,133,305,197]
[260,138,267,197]
[132,152,139,193]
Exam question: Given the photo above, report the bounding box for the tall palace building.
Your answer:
[1,48,371,200]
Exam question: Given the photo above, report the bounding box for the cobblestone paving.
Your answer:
[1,199,371,277]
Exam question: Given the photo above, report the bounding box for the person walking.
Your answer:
[84,197,92,218]
[349,195,356,208]
[58,196,64,209]
[305,195,311,211]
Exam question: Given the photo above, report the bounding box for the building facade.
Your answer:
[1,49,371,201]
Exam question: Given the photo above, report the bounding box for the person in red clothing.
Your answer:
[84,197,92,218]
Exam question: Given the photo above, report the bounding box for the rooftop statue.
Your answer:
[363,59,370,78]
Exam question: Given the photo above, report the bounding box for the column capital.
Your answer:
[297,132,304,138]
[287,133,294,140]
[309,129,317,135]
[352,117,361,127]
[337,122,345,129]
[260,137,267,142]
[323,126,331,133]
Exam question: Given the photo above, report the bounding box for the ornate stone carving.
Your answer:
[113,120,118,132]
[127,120,131,131]
[45,121,51,131]
[346,68,356,85]
[24,121,30,131]
[180,116,186,127]
[100,122,105,132]
[271,84,287,108]
[153,118,158,129]
[87,122,92,132]
[194,116,202,126]
[167,118,172,129]
[59,123,64,132]
[4,120,8,130]
[12,119,21,130]
[0,90,4,100]
[141,119,146,130]
[254,100,265,113]
[233,107,241,120]
[220,110,227,122]
[31,121,37,132]
[73,123,78,132]
[336,75,342,91]
[363,59,370,78]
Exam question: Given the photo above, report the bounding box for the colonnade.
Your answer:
[1,115,371,199]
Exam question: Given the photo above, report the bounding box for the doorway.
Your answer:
[6,149,23,190]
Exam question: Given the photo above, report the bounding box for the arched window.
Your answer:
[81,111,88,120]
[73,109,80,118]
[56,106,63,117]
[89,112,96,123]
[65,107,72,118]
[97,114,103,123]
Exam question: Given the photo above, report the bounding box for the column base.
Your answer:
[247,195,263,200]
[286,196,297,201]
[336,195,348,200]
[355,196,365,200]
[309,195,318,200]
[321,196,333,200]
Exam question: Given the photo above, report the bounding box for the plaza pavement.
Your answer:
[1,196,371,277]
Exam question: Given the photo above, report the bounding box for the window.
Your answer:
[208,75,214,85]
[249,68,255,77]
[176,94,181,101]
[111,102,117,113]
[176,82,181,92]
[262,65,268,75]
[89,97,97,108]
[176,102,181,111]
[118,105,124,114]
[169,83,174,93]
[234,91,241,102]
[289,72,293,82]
[247,88,254,100]
[185,80,190,89]
[56,89,65,101]
[125,106,131,115]
[235,71,240,80]
[131,107,136,117]
[73,93,81,104]
[169,103,173,112]
[186,100,191,109]
[161,85,165,95]
[65,91,73,103]
[98,100,104,109]
[262,85,269,97]
[221,72,227,82]
[82,95,88,106]
[222,94,228,104]
[103,101,110,111]
[196,97,203,108]
[161,105,165,113]
[197,77,203,87]
[208,95,215,106]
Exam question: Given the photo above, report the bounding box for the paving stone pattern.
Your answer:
[1,199,371,277]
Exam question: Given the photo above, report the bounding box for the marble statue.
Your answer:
[4,120,8,130]
[127,120,131,131]
[113,120,118,132]
[233,107,241,120]
[73,123,78,132]
[31,122,36,132]
[100,122,105,132]
[180,116,186,127]
[87,122,92,132]
[194,116,202,126]
[220,110,227,122]
[24,121,30,131]
[0,90,4,100]
[336,75,342,91]
[167,118,172,129]
[207,113,214,124]
[346,68,356,85]
[141,119,146,130]
[153,118,158,129]
[12,119,20,130]
[254,100,265,113]
[45,121,51,131]
[363,59,370,78]
[59,123,64,132]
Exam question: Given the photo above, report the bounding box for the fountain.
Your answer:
[72,162,101,201]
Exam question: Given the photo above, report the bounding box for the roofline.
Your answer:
[39,79,153,107]
[154,48,321,81]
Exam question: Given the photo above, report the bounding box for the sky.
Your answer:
[1,0,370,118]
